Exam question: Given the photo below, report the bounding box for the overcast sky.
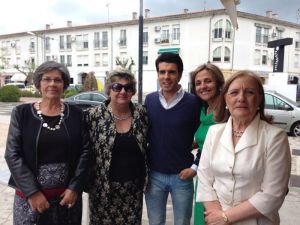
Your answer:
[0,0,299,35]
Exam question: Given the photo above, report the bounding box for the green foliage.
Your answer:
[64,89,79,98]
[83,71,98,92]
[0,85,21,102]
[20,90,41,97]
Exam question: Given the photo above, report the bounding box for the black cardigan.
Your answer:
[5,103,91,198]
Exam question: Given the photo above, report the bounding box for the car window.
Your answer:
[75,93,92,101]
[93,93,106,102]
[265,94,275,109]
[265,93,291,110]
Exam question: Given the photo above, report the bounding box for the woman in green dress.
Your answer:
[190,63,225,225]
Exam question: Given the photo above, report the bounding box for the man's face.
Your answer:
[157,62,181,95]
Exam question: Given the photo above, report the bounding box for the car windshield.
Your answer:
[270,91,300,107]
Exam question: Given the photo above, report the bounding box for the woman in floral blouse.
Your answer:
[84,69,148,225]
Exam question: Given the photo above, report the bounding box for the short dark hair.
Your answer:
[214,70,270,123]
[190,63,225,96]
[105,68,137,95]
[155,53,183,78]
[33,61,71,90]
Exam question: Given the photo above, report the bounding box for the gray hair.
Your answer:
[33,61,71,90]
[105,69,136,95]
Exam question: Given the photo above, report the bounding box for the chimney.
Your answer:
[266,10,273,18]
[145,9,150,18]
[67,20,72,27]
[45,24,51,30]
[183,9,189,14]
[132,12,137,20]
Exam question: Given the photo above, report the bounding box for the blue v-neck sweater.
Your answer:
[145,92,201,174]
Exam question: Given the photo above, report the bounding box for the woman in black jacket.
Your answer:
[5,61,90,225]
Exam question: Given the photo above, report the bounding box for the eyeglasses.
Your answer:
[111,83,134,93]
[41,78,63,84]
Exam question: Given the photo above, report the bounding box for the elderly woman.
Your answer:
[197,70,291,225]
[84,69,148,225]
[5,61,90,225]
[190,63,225,225]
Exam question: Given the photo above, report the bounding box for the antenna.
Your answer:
[106,1,110,22]
[297,9,300,24]
[203,0,206,11]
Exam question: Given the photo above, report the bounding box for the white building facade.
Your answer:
[0,9,300,93]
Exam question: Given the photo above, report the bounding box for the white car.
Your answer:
[264,90,300,136]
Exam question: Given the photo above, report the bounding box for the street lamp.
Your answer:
[27,31,50,64]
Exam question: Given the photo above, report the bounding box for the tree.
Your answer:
[115,56,135,72]
[83,71,98,92]
[13,60,36,85]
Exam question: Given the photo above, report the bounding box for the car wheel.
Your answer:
[291,122,300,137]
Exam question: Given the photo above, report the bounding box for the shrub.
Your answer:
[20,90,41,97]
[64,89,79,98]
[0,85,22,102]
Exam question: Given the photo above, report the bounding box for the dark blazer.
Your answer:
[5,103,91,198]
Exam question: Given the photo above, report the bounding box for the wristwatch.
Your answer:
[222,212,229,224]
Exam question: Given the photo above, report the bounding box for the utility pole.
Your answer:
[138,0,143,103]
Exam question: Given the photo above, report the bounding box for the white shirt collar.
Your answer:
[158,85,185,109]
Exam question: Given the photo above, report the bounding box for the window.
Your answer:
[77,55,89,67]
[214,20,223,39]
[265,94,290,110]
[94,32,100,48]
[95,53,100,66]
[143,51,148,65]
[143,30,148,45]
[172,24,180,43]
[30,38,35,52]
[161,26,169,43]
[102,53,108,66]
[67,55,72,67]
[224,47,230,62]
[66,35,72,49]
[262,50,268,65]
[45,37,51,51]
[76,34,89,50]
[295,54,299,68]
[256,27,269,44]
[59,35,65,50]
[102,31,108,48]
[120,29,127,46]
[277,30,283,39]
[254,49,261,65]
[256,27,262,43]
[212,47,221,62]
[46,56,51,61]
[60,55,65,65]
[225,20,232,39]
[296,32,300,49]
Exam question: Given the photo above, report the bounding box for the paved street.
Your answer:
[0,100,300,225]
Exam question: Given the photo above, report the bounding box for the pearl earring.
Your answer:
[225,106,228,109]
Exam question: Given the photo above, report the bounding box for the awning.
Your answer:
[11,73,26,82]
[158,48,180,54]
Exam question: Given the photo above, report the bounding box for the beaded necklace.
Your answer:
[232,129,244,138]
[108,106,131,121]
[36,101,64,131]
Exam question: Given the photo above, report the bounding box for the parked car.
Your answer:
[64,91,107,109]
[4,82,26,90]
[264,90,300,136]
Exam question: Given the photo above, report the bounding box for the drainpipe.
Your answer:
[231,27,236,72]
[208,13,215,62]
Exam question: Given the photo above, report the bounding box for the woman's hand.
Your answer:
[205,209,229,225]
[59,189,78,208]
[28,191,50,213]
[179,168,197,180]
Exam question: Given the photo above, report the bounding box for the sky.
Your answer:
[0,0,299,35]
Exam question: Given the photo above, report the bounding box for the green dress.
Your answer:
[194,107,215,225]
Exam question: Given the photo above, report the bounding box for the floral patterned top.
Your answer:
[84,100,148,205]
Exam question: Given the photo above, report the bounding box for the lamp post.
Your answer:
[138,0,143,103]
[27,31,47,65]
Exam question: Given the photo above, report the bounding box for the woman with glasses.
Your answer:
[84,69,148,225]
[5,61,91,225]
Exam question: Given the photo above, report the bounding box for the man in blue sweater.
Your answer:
[145,53,202,225]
